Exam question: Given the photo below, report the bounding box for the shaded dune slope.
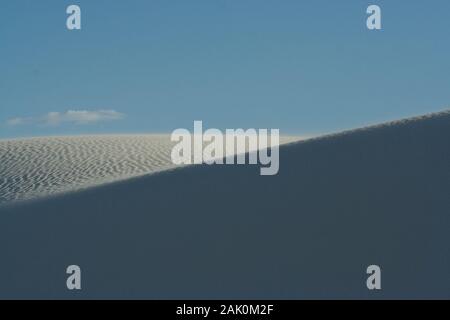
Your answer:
[1,111,449,299]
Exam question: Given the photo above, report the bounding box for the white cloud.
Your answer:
[7,110,125,126]
[7,117,27,126]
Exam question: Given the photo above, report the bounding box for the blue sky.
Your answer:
[1,0,450,138]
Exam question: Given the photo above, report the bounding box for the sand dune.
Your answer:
[0,135,300,204]
[0,110,449,299]
[0,135,177,203]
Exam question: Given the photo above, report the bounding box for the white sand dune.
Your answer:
[0,110,449,299]
[0,134,301,204]
[0,135,176,203]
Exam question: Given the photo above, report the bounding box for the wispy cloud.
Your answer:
[7,110,125,126]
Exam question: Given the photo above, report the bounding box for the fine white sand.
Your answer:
[0,110,449,299]
[0,134,301,203]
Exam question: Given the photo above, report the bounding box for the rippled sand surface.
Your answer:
[0,135,178,203]
[0,134,300,204]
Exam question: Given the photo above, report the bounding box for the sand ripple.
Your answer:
[0,135,180,203]
[0,134,300,204]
